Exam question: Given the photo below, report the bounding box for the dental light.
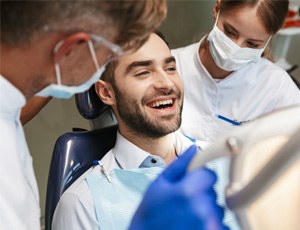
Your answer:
[189,105,300,230]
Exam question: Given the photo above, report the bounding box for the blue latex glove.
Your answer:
[129,145,228,230]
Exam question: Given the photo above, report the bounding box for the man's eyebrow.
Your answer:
[165,56,176,64]
[125,60,153,74]
[125,56,176,74]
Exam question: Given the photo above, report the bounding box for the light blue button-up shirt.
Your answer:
[52,130,239,230]
[52,131,195,230]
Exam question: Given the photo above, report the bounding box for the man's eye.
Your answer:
[165,66,177,73]
[135,71,150,77]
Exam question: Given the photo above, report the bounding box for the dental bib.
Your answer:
[86,167,163,230]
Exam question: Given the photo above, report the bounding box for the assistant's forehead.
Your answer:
[220,6,269,40]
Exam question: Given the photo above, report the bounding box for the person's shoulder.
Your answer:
[239,58,290,85]
[60,167,94,201]
[245,58,300,99]
[253,58,289,76]
[52,166,98,229]
[62,148,114,195]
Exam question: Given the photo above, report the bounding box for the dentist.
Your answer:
[0,1,166,229]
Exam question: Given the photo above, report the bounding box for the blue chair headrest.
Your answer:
[75,85,109,119]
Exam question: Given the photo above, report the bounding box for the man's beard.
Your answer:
[113,85,182,139]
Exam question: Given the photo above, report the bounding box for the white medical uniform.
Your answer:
[0,76,40,229]
[172,39,300,142]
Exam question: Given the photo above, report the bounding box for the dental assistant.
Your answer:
[172,0,300,142]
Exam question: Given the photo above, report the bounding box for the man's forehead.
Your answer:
[124,33,170,57]
[122,50,173,65]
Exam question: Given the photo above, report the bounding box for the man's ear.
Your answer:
[95,80,115,106]
[213,0,221,20]
[53,33,91,63]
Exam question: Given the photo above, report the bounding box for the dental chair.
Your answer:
[45,86,118,230]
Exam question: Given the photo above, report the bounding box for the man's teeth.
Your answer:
[150,99,173,108]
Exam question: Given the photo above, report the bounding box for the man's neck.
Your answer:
[121,130,177,165]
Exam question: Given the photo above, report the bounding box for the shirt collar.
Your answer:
[113,132,155,169]
[0,75,26,118]
[112,131,196,169]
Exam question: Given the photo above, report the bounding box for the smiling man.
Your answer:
[52,32,226,230]
[99,33,183,160]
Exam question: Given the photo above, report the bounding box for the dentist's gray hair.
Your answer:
[1,0,167,50]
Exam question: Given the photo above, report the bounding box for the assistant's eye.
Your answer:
[224,28,237,38]
[247,41,259,49]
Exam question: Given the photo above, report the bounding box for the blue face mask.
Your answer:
[36,64,106,99]
[36,39,107,99]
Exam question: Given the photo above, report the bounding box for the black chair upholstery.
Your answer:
[75,84,109,119]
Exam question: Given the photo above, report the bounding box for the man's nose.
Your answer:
[153,71,174,92]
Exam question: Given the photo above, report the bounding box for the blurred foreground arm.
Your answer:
[21,96,52,125]
[129,145,228,230]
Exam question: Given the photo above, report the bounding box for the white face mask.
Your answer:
[207,12,271,71]
[36,34,121,99]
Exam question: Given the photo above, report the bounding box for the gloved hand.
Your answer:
[128,145,228,230]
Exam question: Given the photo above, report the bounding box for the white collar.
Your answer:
[112,131,196,169]
[0,75,26,119]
